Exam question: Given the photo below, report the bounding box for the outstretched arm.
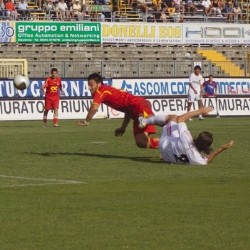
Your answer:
[114,112,131,136]
[78,103,99,126]
[207,140,234,163]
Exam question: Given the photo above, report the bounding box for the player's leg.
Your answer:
[43,98,51,127]
[187,102,193,121]
[139,115,178,128]
[133,118,159,149]
[187,90,195,121]
[53,108,59,127]
[140,107,212,126]
[43,110,49,127]
[53,97,60,127]
[197,99,204,120]
[177,106,213,123]
[134,131,159,149]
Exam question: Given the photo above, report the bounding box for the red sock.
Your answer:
[53,118,58,125]
[148,137,159,149]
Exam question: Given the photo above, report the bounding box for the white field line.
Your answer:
[90,141,108,144]
[0,174,86,184]
[0,182,81,188]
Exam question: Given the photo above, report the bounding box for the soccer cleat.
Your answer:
[199,116,205,120]
[138,116,146,128]
[53,124,60,127]
[188,118,193,121]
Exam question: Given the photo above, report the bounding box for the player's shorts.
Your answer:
[159,121,188,163]
[159,121,207,165]
[188,89,201,102]
[130,97,156,137]
[44,96,60,110]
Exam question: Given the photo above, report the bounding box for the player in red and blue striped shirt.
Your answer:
[203,75,218,97]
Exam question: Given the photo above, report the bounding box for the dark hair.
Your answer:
[194,131,213,154]
[51,68,58,74]
[194,65,201,71]
[87,73,104,84]
[208,74,214,78]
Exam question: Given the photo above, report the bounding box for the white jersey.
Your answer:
[189,73,204,91]
[159,121,207,165]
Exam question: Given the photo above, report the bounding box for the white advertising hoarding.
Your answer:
[0,99,108,120]
[0,96,249,120]
[112,78,250,95]
[182,23,250,45]
[101,22,250,45]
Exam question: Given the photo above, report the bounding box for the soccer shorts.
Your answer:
[44,97,60,110]
[130,98,156,137]
[159,121,207,165]
[188,89,201,102]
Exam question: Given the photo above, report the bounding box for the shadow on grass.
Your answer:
[29,152,164,164]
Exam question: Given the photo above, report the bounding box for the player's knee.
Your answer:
[135,137,148,148]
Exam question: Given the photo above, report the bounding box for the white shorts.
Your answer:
[159,121,189,163]
[188,89,201,102]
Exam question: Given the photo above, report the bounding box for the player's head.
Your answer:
[194,65,201,75]
[208,74,213,81]
[51,68,58,78]
[194,131,213,154]
[88,73,104,94]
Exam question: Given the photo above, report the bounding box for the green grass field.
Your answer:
[0,117,249,250]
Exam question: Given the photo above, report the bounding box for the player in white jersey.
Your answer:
[187,65,204,121]
[139,107,234,165]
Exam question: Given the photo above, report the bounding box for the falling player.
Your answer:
[138,107,234,165]
[78,73,159,149]
[42,68,64,127]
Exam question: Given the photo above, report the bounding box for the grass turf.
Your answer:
[0,117,249,250]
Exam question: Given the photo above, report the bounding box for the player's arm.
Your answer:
[200,81,204,97]
[177,106,213,123]
[215,82,219,95]
[59,79,65,95]
[189,76,197,94]
[114,112,131,136]
[78,103,99,126]
[41,81,47,95]
[207,140,234,163]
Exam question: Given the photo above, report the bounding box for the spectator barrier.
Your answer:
[0,77,249,120]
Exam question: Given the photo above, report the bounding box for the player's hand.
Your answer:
[194,90,198,94]
[114,127,125,136]
[77,120,89,126]
[221,140,235,150]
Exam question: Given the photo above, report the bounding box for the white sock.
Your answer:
[145,115,167,126]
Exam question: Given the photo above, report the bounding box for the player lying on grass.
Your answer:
[138,107,234,165]
[78,73,159,149]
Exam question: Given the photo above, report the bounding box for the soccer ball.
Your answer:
[13,74,30,90]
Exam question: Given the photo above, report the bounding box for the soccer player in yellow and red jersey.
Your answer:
[42,68,64,127]
[78,73,159,149]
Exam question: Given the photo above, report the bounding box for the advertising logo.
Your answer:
[0,21,15,43]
